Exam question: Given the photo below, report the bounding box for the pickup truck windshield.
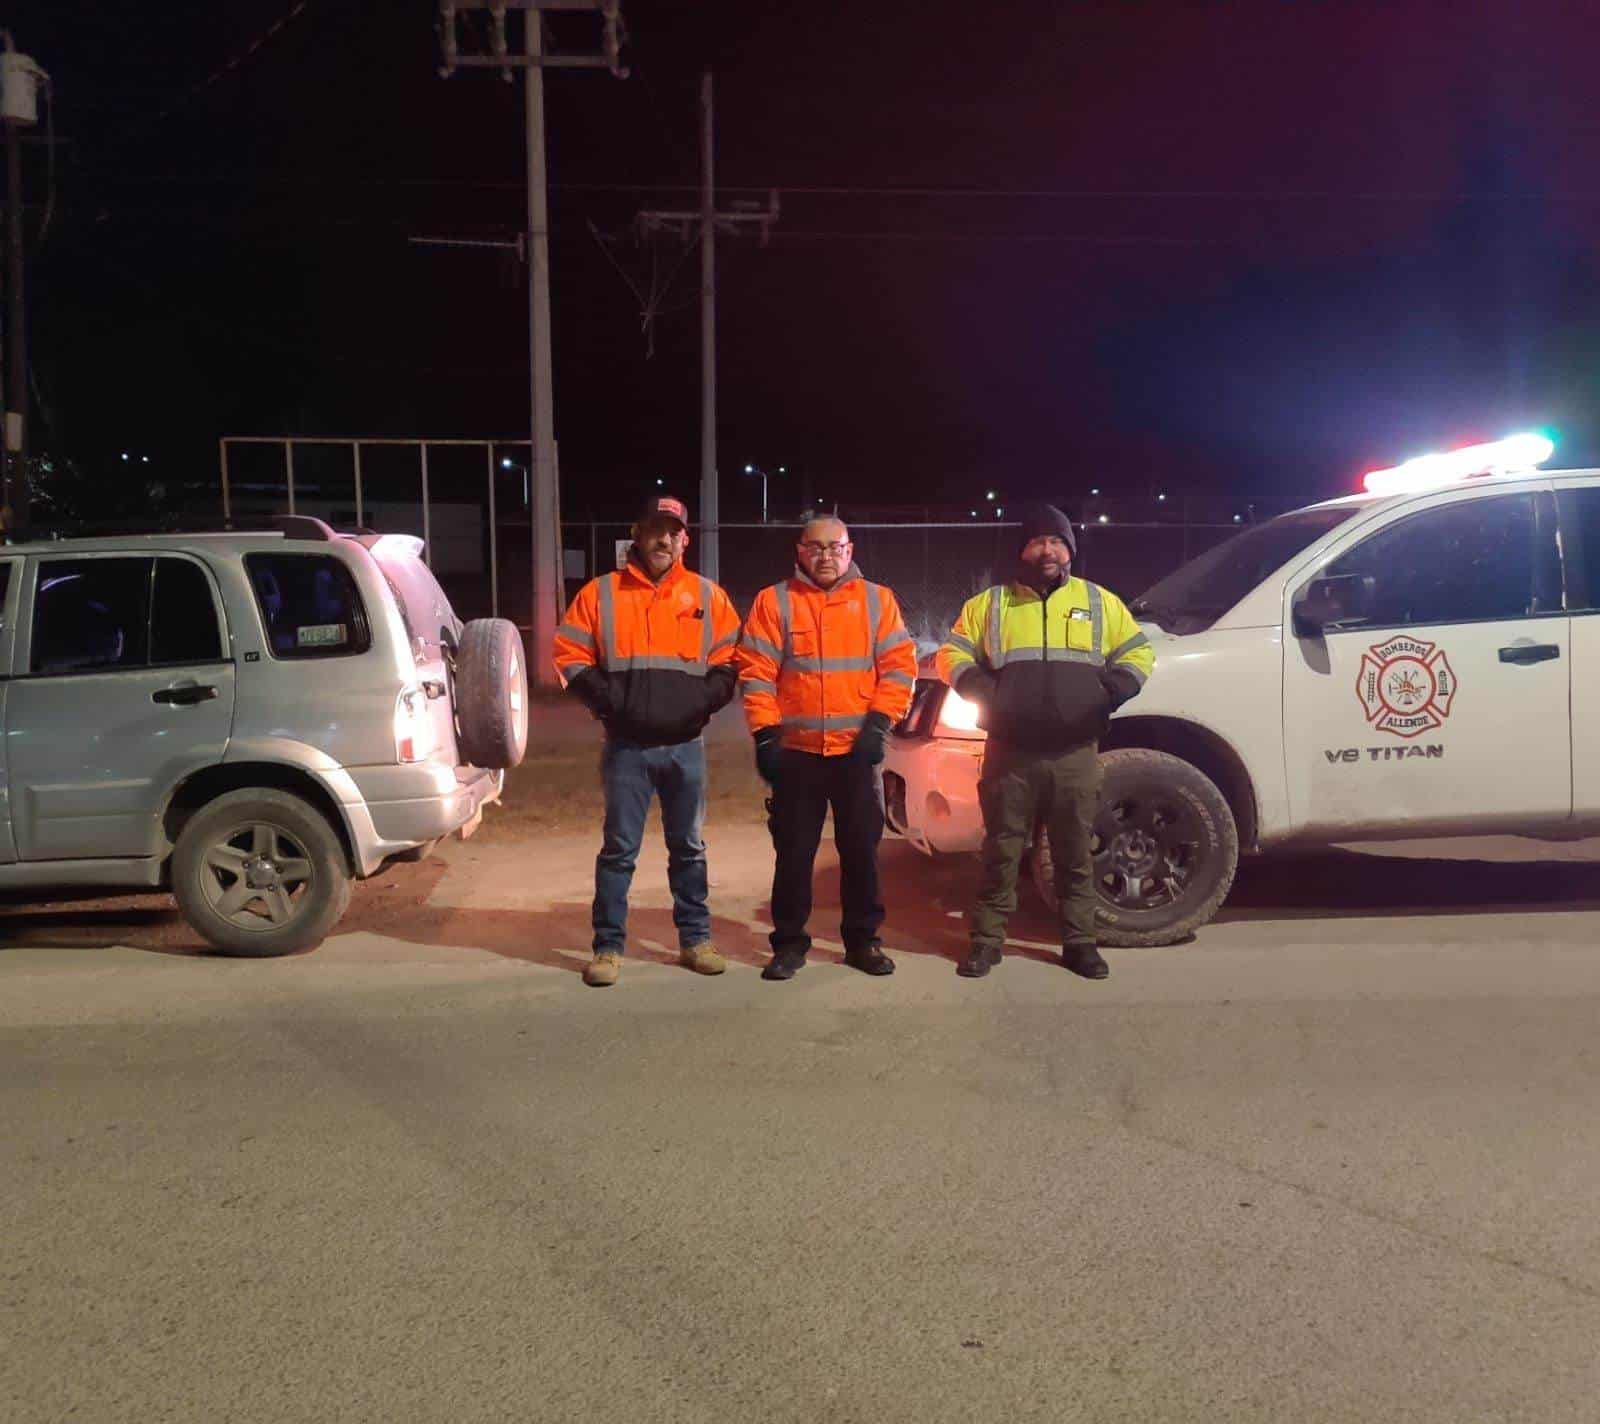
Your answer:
[1130,505,1361,633]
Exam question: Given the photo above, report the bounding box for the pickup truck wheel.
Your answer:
[172,789,353,957]
[455,618,529,770]
[1030,748,1238,947]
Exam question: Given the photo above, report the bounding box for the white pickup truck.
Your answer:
[884,445,1598,946]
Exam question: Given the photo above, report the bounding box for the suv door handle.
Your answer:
[152,684,219,706]
[1498,643,1561,665]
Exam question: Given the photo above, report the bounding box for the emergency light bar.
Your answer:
[1362,432,1555,496]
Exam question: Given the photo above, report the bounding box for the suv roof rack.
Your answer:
[0,514,337,544]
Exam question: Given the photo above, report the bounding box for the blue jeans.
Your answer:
[593,738,710,953]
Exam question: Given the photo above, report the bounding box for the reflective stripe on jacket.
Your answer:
[554,557,742,746]
[738,563,918,756]
[935,577,1154,754]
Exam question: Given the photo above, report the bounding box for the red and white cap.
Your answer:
[636,495,689,528]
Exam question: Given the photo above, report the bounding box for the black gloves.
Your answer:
[855,710,893,765]
[1101,665,1142,710]
[754,726,784,784]
[955,668,997,708]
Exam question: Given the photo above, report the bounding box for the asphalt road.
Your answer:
[5,831,1600,1423]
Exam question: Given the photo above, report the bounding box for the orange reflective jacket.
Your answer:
[738,565,918,756]
[554,557,742,745]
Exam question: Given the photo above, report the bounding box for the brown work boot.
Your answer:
[583,951,622,987]
[679,942,727,975]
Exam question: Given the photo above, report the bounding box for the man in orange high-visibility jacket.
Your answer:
[554,494,743,988]
[738,515,918,981]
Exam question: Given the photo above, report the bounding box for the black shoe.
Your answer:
[762,951,808,981]
[1061,942,1109,979]
[843,944,895,976]
[957,944,1001,979]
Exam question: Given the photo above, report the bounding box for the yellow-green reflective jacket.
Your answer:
[935,577,1154,753]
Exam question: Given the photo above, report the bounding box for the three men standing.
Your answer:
[938,504,1154,981]
[738,517,919,980]
[557,495,1151,988]
[554,496,743,987]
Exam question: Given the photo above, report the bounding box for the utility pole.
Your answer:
[1,33,45,532]
[6,109,24,524]
[637,74,778,583]
[438,0,626,687]
[699,73,715,580]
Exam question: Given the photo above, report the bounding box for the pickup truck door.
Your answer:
[1556,485,1600,822]
[1282,487,1570,838]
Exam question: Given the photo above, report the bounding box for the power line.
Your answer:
[150,0,322,128]
[93,174,1600,203]
[60,205,1578,251]
[771,231,1221,246]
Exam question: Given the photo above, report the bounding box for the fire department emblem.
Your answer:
[1356,636,1457,738]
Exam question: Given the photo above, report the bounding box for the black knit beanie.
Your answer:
[1015,502,1077,557]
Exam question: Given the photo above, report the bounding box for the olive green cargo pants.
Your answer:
[969,741,1103,952]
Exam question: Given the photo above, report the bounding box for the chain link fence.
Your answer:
[562,496,1313,652]
[218,441,1316,642]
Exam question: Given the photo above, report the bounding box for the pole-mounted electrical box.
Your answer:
[0,48,46,126]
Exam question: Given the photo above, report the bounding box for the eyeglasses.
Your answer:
[799,541,851,556]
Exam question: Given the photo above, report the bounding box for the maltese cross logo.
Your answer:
[1356,635,1458,738]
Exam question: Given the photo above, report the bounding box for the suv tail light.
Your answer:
[394,685,436,763]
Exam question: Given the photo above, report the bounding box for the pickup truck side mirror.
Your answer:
[1292,574,1374,638]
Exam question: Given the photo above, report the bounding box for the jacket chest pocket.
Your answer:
[1063,612,1095,653]
[789,625,819,659]
[645,603,705,662]
[676,610,707,662]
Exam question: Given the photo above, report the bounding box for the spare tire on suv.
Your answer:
[454,617,529,769]
[1030,748,1238,947]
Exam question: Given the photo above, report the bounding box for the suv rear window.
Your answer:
[152,557,224,664]
[245,553,372,660]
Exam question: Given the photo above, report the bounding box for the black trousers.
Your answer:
[768,749,885,956]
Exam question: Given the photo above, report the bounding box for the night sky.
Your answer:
[18,0,1600,519]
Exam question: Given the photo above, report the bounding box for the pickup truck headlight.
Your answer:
[939,688,982,731]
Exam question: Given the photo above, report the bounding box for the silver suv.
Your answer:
[0,515,528,956]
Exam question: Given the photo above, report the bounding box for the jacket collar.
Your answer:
[791,561,863,595]
[1009,571,1075,602]
[620,551,693,592]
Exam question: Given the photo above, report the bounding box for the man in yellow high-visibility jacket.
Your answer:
[937,504,1154,980]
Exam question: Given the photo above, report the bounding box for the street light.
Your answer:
[743,463,773,522]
